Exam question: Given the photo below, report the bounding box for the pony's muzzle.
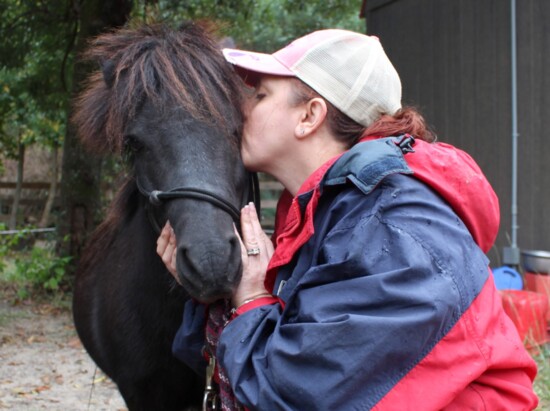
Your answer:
[176,236,242,302]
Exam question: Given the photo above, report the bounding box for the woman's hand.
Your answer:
[233,202,274,308]
[156,221,180,284]
[157,204,274,304]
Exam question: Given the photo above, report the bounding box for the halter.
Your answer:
[135,173,261,233]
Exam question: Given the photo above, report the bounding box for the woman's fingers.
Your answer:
[246,202,274,259]
[231,203,272,307]
[241,202,270,257]
[157,222,179,279]
[240,203,261,255]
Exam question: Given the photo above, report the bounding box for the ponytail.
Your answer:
[362,107,436,143]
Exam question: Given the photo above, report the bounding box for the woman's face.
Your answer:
[241,76,302,174]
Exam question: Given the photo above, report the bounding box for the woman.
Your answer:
[158,29,538,410]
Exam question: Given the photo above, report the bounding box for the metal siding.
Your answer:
[517,0,550,253]
[364,0,550,261]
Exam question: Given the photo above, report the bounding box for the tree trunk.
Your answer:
[39,146,59,228]
[57,0,132,264]
[8,139,25,230]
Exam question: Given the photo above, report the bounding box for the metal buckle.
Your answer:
[203,356,219,411]
[396,134,416,154]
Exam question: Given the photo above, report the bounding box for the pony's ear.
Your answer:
[100,59,116,89]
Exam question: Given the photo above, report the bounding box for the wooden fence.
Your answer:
[0,181,54,224]
[0,177,284,231]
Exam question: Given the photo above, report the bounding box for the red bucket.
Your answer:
[524,272,550,321]
[499,289,549,349]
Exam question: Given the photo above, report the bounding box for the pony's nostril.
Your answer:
[229,235,239,254]
[176,238,241,293]
[177,245,195,272]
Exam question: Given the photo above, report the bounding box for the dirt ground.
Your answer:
[0,297,127,411]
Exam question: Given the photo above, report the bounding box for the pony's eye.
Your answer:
[124,135,144,154]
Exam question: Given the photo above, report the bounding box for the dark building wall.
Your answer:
[363,0,550,265]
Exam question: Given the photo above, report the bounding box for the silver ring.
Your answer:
[247,248,261,256]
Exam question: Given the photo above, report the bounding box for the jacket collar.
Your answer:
[265,137,411,292]
[323,137,412,195]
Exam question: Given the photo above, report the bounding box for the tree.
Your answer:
[0,2,72,229]
[1,0,132,259]
[138,0,363,51]
[58,0,132,262]
[0,67,65,229]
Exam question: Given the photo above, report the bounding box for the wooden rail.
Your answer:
[0,181,55,224]
[0,178,284,230]
[0,181,52,190]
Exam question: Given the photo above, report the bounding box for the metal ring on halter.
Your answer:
[247,248,261,256]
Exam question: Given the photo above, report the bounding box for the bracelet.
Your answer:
[233,293,273,311]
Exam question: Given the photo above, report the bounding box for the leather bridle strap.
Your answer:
[148,187,240,221]
[135,173,261,232]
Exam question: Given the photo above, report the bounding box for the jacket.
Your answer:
[216,136,538,410]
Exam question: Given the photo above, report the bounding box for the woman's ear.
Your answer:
[295,97,328,138]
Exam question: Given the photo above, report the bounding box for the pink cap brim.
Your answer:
[223,49,294,77]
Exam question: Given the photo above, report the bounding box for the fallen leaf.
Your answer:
[1,335,15,344]
[27,335,46,344]
[94,376,106,384]
[67,337,82,349]
[34,385,51,393]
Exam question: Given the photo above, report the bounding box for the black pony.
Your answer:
[72,23,251,410]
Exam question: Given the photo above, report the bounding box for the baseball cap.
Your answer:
[223,29,402,127]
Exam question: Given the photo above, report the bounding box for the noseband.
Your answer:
[135,173,261,233]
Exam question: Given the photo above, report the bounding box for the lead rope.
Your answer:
[86,365,98,411]
[204,299,243,411]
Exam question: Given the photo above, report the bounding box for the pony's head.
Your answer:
[73,22,248,302]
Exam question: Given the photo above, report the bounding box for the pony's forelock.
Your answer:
[72,22,243,154]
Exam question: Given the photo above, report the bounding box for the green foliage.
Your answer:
[0,226,71,299]
[0,1,69,170]
[0,68,65,154]
[12,246,71,296]
[135,0,364,51]
[533,344,550,409]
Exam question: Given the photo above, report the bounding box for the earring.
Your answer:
[300,129,305,135]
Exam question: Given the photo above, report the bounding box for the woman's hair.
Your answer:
[290,78,436,147]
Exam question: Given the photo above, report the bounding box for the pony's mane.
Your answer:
[72,21,244,153]
[77,176,139,275]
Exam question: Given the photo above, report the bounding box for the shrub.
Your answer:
[0,225,71,299]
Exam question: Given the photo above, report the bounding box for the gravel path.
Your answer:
[0,299,127,410]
